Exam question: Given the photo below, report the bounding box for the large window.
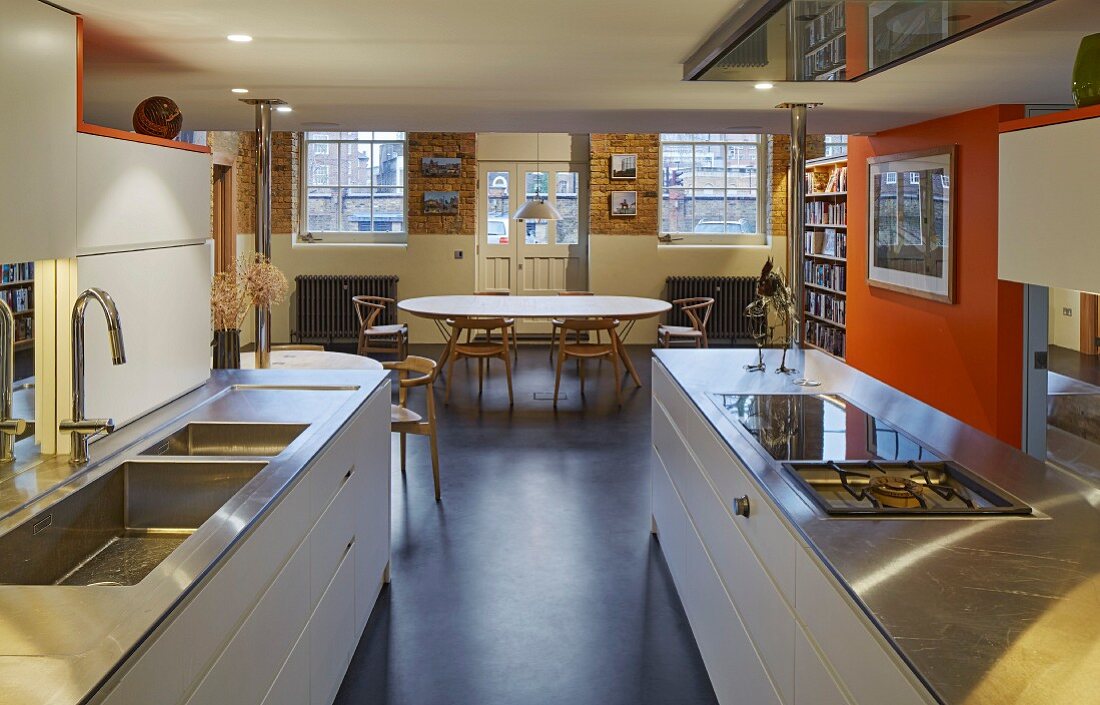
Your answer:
[660,133,766,244]
[302,132,406,242]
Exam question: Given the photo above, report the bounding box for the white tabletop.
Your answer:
[398,295,671,320]
[240,350,384,370]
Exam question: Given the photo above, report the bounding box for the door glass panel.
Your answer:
[555,172,579,245]
[524,171,549,245]
[487,171,510,245]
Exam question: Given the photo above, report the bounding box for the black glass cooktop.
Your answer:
[707,393,943,464]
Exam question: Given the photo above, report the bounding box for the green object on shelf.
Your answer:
[1073,33,1100,108]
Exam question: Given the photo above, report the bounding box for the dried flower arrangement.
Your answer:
[210,255,289,331]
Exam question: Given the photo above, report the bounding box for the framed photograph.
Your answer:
[867,145,956,303]
[610,190,637,217]
[423,191,459,215]
[610,154,637,180]
[421,157,461,178]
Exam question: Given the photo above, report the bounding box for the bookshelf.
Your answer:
[803,155,848,359]
[0,262,34,354]
[799,1,846,81]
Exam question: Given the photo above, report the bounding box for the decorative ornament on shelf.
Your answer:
[210,255,289,369]
[1073,34,1100,108]
[743,258,799,375]
[132,96,183,139]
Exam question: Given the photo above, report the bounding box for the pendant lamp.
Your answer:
[514,134,562,221]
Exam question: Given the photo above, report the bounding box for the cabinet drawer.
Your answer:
[795,623,853,705]
[653,363,798,602]
[354,389,392,630]
[310,545,357,705]
[310,470,358,609]
[185,538,310,705]
[653,451,784,705]
[311,418,358,521]
[795,550,931,705]
[654,401,796,703]
[262,627,310,705]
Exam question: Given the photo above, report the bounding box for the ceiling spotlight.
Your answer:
[276,106,293,113]
[227,34,253,42]
[755,82,775,90]
[231,88,249,94]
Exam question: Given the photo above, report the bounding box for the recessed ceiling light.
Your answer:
[276,106,293,113]
[227,34,253,43]
[754,82,775,90]
[231,88,249,94]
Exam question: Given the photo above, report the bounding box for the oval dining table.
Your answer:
[398,295,671,387]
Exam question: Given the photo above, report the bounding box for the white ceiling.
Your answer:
[59,0,1094,135]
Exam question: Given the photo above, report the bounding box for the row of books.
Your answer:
[1,262,33,284]
[805,165,849,194]
[805,201,847,225]
[802,1,845,48]
[806,291,846,326]
[804,229,847,258]
[803,33,846,80]
[804,261,846,292]
[806,321,845,358]
[11,318,31,343]
[0,287,30,313]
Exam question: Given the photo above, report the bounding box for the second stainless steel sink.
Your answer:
[141,422,309,457]
[0,459,267,586]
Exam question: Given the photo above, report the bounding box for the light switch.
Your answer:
[454,250,464,260]
[1063,307,1074,317]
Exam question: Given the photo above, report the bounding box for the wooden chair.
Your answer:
[473,291,517,360]
[658,297,715,348]
[353,295,408,359]
[549,291,596,361]
[444,317,514,406]
[272,344,325,351]
[383,356,441,501]
[553,318,622,409]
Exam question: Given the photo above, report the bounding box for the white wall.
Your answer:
[77,243,213,426]
[1049,287,1081,352]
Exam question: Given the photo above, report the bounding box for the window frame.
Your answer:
[299,131,408,245]
[658,133,768,246]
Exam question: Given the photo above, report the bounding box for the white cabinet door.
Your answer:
[0,2,76,261]
[310,544,357,705]
[794,624,853,705]
[355,386,392,629]
[263,629,310,705]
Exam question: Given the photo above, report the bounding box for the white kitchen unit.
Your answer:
[90,384,391,705]
[0,1,78,261]
[651,361,933,705]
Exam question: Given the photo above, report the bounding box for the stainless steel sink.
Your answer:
[140,422,309,457]
[0,459,267,586]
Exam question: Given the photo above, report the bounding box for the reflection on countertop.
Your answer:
[655,348,1100,705]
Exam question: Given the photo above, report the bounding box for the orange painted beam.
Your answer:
[999,104,1100,133]
[74,16,211,154]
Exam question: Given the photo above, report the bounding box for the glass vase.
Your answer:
[212,329,241,369]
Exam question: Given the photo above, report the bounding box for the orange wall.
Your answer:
[847,105,1025,446]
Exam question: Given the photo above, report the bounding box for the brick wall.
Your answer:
[407,132,476,235]
[767,134,825,242]
[209,130,299,235]
[589,134,659,235]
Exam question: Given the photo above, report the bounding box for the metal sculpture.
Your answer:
[743,258,799,375]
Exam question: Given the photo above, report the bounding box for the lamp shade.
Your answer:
[513,198,562,221]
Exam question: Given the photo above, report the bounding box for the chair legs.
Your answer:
[400,432,407,473]
[426,393,440,501]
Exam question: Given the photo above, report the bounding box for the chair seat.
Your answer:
[561,343,615,357]
[453,341,507,356]
[391,404,423,424]
[658,324,703,338]
[363,323,407,336]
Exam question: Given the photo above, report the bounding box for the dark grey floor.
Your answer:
[1050,344,1100,387]
[334,344,718,705]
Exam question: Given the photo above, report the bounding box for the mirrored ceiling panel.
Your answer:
[690,0,1052,82]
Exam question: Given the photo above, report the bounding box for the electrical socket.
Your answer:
[454,250,464,260]
[1063,307,1074,317]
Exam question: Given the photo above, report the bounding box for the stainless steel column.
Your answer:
[785,103,809,344]
[240,98,285,368]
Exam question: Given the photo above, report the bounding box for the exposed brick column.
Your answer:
[407,132,476,235]
[589,134,659,235]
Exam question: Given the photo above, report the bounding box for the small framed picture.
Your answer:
[610,154,637,180]
[423,191,459,215]
[421,157,461,177]
[610,190,637,217]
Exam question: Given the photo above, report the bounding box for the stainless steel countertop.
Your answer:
[0,368,389,705]
[653,349,1100,705]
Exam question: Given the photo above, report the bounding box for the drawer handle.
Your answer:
[733,495,751,518]
[343,467,354,483]
[344,537,355,555]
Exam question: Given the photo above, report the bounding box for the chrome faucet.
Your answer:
[0,300,27,462]
[58,288,126,464]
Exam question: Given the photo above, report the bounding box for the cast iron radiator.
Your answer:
[664,276,757,345]
[293,274,399,343]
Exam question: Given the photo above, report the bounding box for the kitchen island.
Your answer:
[0,368,391,705]
[652,348,1100,705]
